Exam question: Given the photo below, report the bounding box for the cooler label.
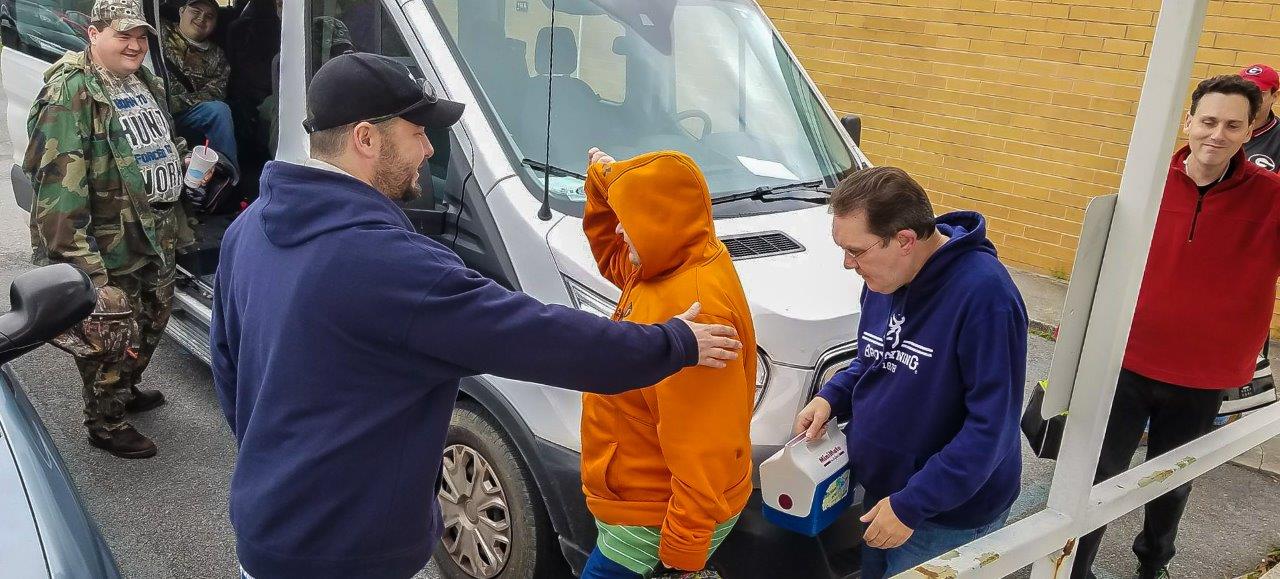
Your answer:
[821,470,850,510]
[818,445,845,467]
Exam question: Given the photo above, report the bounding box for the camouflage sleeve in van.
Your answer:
[163,30,231,114]
[23,97,109,287]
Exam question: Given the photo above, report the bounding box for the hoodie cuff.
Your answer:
[658,536,710,572]
[816,386,850,419]
[888,492,928,531]
[662,319,699,367]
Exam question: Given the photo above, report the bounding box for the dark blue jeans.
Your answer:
[860,509,1011,578]
[581,547,644,579]
[176,100,238,170]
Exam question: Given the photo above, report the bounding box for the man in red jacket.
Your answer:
[1073,75,1280,579]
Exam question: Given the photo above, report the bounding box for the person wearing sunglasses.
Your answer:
[794,167,1028,578]
[212,53,744,579]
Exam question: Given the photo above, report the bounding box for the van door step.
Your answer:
[165,309,212,366]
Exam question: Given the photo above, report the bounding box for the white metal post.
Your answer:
[277,0,309,163]
[1035,2,1207,575]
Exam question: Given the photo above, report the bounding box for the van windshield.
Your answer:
[426,0,861,211]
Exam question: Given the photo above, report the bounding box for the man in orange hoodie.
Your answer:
[579,148,757,579]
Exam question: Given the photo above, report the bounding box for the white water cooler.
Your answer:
[759,420,853,536]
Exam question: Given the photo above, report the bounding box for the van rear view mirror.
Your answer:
[840,115,862,147]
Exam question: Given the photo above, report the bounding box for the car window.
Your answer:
[306,0,416,79]
[1,0,95,61]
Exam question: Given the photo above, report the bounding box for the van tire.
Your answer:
[432,401,567,579]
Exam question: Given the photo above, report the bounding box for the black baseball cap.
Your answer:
[304,53,465,133]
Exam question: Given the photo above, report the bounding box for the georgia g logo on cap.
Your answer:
[1249,66,1264,75]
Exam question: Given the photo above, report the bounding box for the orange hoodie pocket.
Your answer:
[582,441,622,501]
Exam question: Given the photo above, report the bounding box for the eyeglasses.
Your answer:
[365,78,438,125]
[846,237,890,263]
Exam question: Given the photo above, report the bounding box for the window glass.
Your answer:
[2,0,95,61]
[306,0,415,78]
[424,0,858,215]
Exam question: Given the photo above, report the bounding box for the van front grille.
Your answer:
[720,231,804,260]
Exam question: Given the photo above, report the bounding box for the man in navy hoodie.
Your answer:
[794,167,1028,578]
[212,53,742,579]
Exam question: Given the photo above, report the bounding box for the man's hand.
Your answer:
[588,147,615,167]
[794,396,833,440]
[860,497,914,549]
[674,302,740,369]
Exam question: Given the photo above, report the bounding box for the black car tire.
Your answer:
[433,401,567,579]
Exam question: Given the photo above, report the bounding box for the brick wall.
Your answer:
[757,0,1280,333]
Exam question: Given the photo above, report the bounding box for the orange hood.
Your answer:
[585,151,719,281]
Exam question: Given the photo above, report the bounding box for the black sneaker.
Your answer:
[1136,565,1170,579]
[125,387,166,414]
[87,424,157,459]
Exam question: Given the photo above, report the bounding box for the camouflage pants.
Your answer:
[76,208,177,431]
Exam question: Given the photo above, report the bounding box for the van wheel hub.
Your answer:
[439,444,512,578]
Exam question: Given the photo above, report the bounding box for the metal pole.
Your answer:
[277,0,309,163]
[1033,1,1208,576]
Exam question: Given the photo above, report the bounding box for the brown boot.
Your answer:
[125,387,166,414]
[88,424,157,459]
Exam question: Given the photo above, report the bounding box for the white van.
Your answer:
[4,1,870,576]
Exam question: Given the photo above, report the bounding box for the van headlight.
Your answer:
[564,277,616,318]
[811,343,858,399]
[755,349,772,407]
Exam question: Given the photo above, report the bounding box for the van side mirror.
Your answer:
[0,264,96,365]
[840,115,862,147]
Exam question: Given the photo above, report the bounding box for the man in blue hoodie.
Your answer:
[212,53,743,579]
[794,167,1028,578]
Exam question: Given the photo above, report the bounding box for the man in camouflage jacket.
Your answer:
[23,0,200,458]
[163,0,237,169]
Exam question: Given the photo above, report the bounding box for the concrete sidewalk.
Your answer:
[1007,266,1280,476]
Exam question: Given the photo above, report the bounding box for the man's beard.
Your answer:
[373,141,423,202]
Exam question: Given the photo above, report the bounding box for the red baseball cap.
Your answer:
[1240,64,1279,92]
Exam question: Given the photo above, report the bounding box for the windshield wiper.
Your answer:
[522,158,586,181]
[711,180,827,206]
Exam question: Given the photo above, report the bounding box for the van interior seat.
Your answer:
[517,26,605,168]
[465,36,530,122]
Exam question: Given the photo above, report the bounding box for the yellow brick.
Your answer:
[1064,35,1106,51]
[959,0,997,11]
[990,28,1029,43]
[1079,51,1122,68]
[1024,31,1064,47]
[1083,21,1128,39]
[993,0,1032,15]
[1198,47,1239,66]
[1044,19,1088,35]
[1041,47,1084,62]
[1214,34,1272,53]
[1024,226,1063,245]
[1124,26,1155,42]
[1103,38,1147,56]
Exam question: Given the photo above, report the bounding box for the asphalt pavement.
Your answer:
[0,62,1276,579]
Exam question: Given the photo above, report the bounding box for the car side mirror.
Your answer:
[841,114,862,147]
[0,264,95,365]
